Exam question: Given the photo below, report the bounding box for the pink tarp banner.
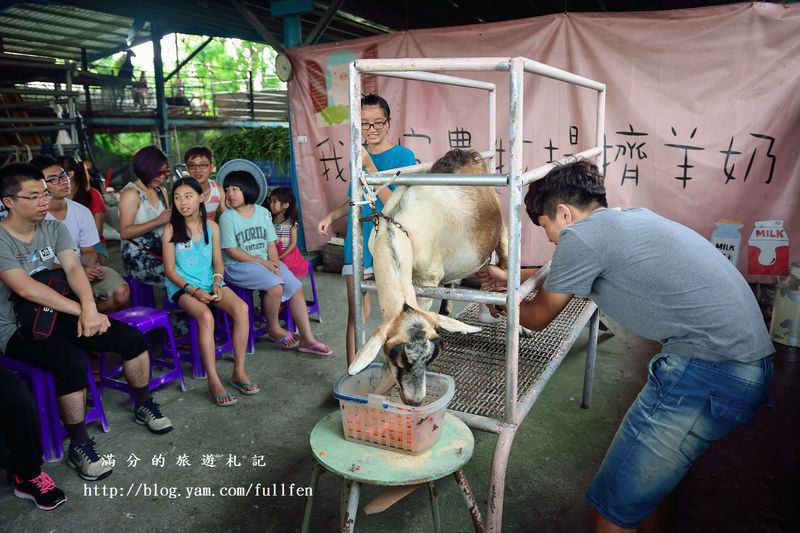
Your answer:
[287,2,800,276]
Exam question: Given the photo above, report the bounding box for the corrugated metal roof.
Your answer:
[0,0,747,65]
[0,0,390,64]
[0,3,148,61]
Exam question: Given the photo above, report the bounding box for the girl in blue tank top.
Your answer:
[162,177,257,407]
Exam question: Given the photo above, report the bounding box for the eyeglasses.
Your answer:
[155,167,170,177]
[7,191,53,203]
[361,119,388,131]
[187,163,210,170]
[44,171,70,185]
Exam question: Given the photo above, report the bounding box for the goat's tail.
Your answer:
[496,223,509,270]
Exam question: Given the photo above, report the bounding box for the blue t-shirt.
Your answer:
[219,205,278,265]
[344,144,416,267]
[543,208,774,363]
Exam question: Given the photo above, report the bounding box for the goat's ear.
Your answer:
[420,310,482,334]
[348,324,389,375]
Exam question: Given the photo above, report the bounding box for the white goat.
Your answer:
[348,149,508,405]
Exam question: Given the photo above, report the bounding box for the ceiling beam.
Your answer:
[164,36,213,82]
[13,3,131,27]
[87,33,153,61]
[313,2,394,33]
[1,33,114,52]
[304,0,347,46]
[0,20,124,46]
[231,0,285,53]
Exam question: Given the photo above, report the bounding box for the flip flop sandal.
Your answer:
[209,391,238,407]
[297,342,333,356]
[268,334,300,350]
[229,379,260,395]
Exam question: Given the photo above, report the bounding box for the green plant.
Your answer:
[209,126,290,165]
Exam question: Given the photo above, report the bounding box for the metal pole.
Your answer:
[367,149,495,178]
[248,70,255,121]
[361,280,506,305]
[349,61,365,353]
[581,308,600,409]
[504,57,524,426]
[151,23,170,156]
[519,146,603,186]
[488,87,496,169]
[356,57,512,72]
[80,48,93,116]
[65,64,79,147]
[374,70,495,91]
[364,174,507,187]
[596,88,606,171]
[522,58,605,91]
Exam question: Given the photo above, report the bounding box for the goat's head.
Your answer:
[348,303,480,406]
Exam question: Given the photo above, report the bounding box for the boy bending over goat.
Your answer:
[348,149,507,405]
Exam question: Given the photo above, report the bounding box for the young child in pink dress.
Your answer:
[268,187,308,279]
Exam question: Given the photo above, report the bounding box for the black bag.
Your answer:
[12,268,79,341]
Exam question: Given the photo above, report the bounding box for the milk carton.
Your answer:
[748,220,789,276]
[710,219,743,266]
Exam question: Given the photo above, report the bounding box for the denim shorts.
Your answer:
[587,352,773,528]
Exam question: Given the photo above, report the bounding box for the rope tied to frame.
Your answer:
[350,168,410,237]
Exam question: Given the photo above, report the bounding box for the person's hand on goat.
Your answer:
[477,265,508,291]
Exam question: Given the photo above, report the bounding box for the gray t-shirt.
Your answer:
[0,221,75,353]
[543,208,773,363]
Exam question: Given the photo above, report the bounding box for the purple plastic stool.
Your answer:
[283,262,323,333]
[163,298,233,379]
[1,355,109,462]
[99,307,186,403]
[123,275,157,308]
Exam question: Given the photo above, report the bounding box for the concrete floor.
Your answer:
[1,268,797,532]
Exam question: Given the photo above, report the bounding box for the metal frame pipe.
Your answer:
[581,309,600,409]
[361,281,507,306]
[514,302,598,424]
[0,87,81,97]
[518,261,551,301]
[0,117,76,124]
[0,126,67,134]
[355,57,512,72]
[0,144,78,154]
[369,149,495,177]
[349,62,366,353]
[522,59,605,91]
[448,411,504,434]
[374,70,496,91]
[364,174,507,187]
[519,146,603,186]
[504,57,524,426]
[596,89,607,170]
[65,64,79,145]
[488,87,496,172]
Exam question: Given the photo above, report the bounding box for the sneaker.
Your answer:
[68,438,112,481]
[134,398,173,434]
[13,472,67,510]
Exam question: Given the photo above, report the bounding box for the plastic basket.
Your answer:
[333,363,455,455]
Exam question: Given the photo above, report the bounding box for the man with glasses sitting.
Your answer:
[0,162,173,483]
[30,156,129,313]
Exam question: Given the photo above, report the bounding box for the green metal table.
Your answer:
[301,411,483,532]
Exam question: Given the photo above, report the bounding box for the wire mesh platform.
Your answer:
[429,293,595,421]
